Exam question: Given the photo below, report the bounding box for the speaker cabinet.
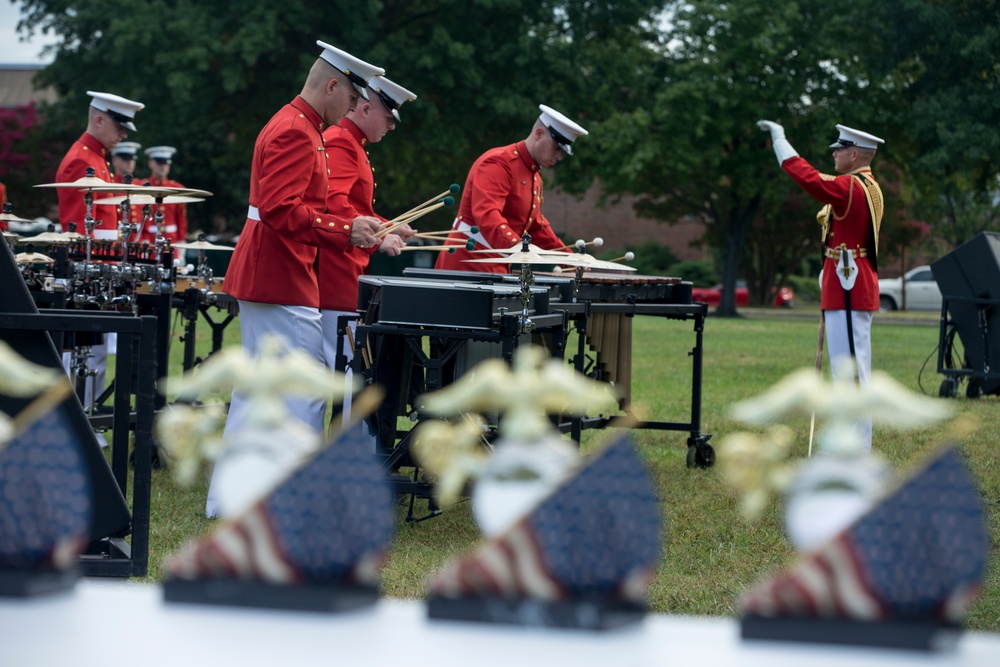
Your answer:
[930,231,1000,395]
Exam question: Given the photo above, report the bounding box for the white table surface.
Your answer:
[1,580,998,667]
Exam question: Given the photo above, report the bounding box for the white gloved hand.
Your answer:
[757,120,785,140]
[757,119,798,166]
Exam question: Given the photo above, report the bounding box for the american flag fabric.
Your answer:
[168,422,394,585]
[432,435,661,604]
[743,445,987,622]
[0,389,91,570]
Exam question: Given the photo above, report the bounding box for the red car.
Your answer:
[691,280,795,308]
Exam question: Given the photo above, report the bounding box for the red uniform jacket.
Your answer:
[318,119,380,311]
[136,176,188,246]
[434,141,566,273]
[225,97,356,308]
[783,156,880,311]
[55,133,113,233]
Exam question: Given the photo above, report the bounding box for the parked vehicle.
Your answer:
[877,265,942,312]
[691,280,795,308]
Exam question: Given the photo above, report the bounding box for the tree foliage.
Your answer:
[563,1,869,313]
[16,0,666,233]
[12,0,1000,305]
[848,0,1000,250]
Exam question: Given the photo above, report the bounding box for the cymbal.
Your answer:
[553,253,637,272]
[15,251,54,264]
[84,184,188,197]
[0,212,35,224]
[169,187,213,198]
[3,231,23,242]
[23,231,74,243]
[463,251,587,266]
[173,240,235,252]
[34,176,111,189]
[469,242,563,255]
[93,194,205,205]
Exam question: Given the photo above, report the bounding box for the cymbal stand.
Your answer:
[111,194,141,312]
[152,235,174,295]
[516,234,536,334]
[76,183,105,307]
[71,344,98,415]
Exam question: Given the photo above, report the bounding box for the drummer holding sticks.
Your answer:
[209,40,385,517]
[319,74,417,425]
[435,104,588,273]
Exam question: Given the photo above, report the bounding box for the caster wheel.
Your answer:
[966,380,982,399]
[686,442,716,469]
[939,378,958,398]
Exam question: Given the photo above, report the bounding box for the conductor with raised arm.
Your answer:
[758,119,885,452]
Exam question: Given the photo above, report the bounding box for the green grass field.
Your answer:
[139,306,999,630]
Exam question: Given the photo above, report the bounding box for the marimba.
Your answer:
[352,275,569,520]
[403,267,714,468]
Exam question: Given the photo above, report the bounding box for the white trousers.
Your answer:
[320,309,359,423]
[206,301,326,517]
[824,309,873,452]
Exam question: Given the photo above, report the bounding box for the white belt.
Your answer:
[452,218,491,249]
[248,205,260,221]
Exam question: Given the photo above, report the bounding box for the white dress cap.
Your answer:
[538,104,588,156]
[316,40,385,101]
[145,146,177,163]
[88,91,144,131]
[829,124,885,150]
[369,75,417,122]
[110,141,142,158]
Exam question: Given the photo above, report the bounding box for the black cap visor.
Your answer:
[101,107,137,131]
[547,125,574,156]
[375,89,401,122]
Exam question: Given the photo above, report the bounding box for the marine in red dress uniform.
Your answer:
[758,120,885,453]
[320,118,383,311]
[53,93,143,434]
[782,156,880,312]
[139,146,187,247]
[319,75,416,312]
[108,141,144,235]
[55,92,144,236]
[207,40,384,518]
[318,76,415,440]
[434,105,588,274]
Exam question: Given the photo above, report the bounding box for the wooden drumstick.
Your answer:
[397,183,460,220]
[399,239,476,252]
[375,197,454,238]
[411,228,477,240]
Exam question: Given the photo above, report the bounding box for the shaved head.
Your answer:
[299,58,360,126]
[304,58,343,93]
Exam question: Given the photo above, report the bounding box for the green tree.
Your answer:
[16,0,667,234]
[845,0,1000,249]
[562,1,867,315]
